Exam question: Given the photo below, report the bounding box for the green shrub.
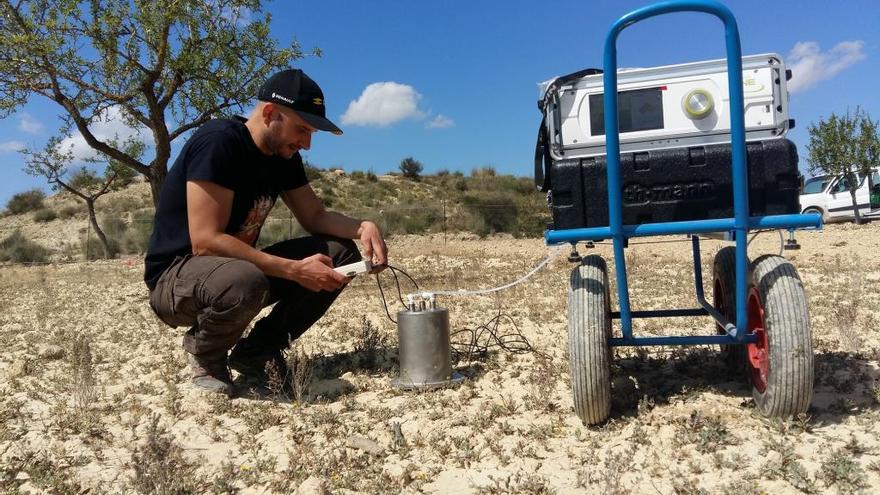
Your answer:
[350,170,366,181]
[303,161,323,181]
[318,185,336,207]
[380,204,443,235]
[399,157,423,181]
[81,233,120,260]
[32,208,58,222]
[471,166,496,178]
[0,230,49,263]
[514,196,551,237]
[366,170,378,182]
[6,189,46,215]
[82,238,118,259]
[256,217,305,249]
[461,192,518,236]
[268,199,289,218]
[120,209,154,254]
[99,195,142,215]
[58,205,82,219]
[79,215,126,259]
[100,215,128,239]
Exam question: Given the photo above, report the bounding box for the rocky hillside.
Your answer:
[0,168,549,262]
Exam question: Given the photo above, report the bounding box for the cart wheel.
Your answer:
[712,246,748,375]
[747,255,813,417]
[568,255,612,425]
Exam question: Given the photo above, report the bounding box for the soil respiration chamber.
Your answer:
[390,292,465,390]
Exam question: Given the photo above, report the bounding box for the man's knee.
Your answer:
[202,259,269,321]
[326,236,361,266]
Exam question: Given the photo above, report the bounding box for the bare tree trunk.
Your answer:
[148,163,167,208]
[147,166,165,208]
[850,189,863,224]
[85,199,113,259]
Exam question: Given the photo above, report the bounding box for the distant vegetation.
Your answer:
[2,166,549,262]
[0,230,49,263]
[5,189,46,215]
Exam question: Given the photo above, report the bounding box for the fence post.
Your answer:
[443,200,447,245]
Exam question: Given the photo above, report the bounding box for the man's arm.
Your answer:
[187,180,348,291]
[281,184,388,268]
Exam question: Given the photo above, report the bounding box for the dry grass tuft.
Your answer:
[127,414,204,494]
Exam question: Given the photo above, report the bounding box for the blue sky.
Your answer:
[1,0,878,206]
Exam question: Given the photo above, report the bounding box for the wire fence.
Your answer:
[0,200,551,266]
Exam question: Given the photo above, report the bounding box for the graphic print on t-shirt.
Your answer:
[235,195,275,246]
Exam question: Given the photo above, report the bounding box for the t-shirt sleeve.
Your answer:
[183,131,239,190]
[278,153,310,191]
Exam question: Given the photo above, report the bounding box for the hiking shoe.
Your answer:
[189,354,235,397]
[229,345,289,388]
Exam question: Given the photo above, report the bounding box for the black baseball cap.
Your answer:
[257,69,342,135]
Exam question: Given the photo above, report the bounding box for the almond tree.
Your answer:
[807,109,878,224]
[853,110,879,206]
[0,0,313,206]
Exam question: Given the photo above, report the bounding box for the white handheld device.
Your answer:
[333,260,378,277]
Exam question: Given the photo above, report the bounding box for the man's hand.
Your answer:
[357,221,388,273]
[286,254,349,292]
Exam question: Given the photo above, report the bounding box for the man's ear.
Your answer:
[260,103,280,126]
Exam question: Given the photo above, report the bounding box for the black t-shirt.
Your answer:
[144,117,308,290]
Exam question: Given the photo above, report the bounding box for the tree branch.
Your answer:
[50,85,151,175]
[168,99,237,140]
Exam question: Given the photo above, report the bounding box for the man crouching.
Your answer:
[144,69,387,396]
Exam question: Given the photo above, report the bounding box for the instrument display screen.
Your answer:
[589,88,664,136]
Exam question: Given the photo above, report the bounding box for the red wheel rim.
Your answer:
[746,287,769,392]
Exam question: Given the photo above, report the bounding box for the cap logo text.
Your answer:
[271,92,295,105]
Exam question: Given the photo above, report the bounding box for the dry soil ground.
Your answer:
[1,224,879,494]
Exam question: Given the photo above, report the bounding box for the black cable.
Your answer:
[374,264,421,324]
[373,264,544,362]
[389,265,419,291]
[375,274,397,324]
[449,310,545,363]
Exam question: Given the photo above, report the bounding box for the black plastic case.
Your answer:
[546,138,801,230]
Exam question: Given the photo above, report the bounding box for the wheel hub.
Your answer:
[746,287,769,392]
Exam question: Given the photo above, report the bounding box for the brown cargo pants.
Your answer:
[148,235,361,358]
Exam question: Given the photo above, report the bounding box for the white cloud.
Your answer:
[341,82,426,127]
[219,5,252,26]
[787,40,865,94]
[426,114,455,129]
[0,141,25,152]
[18,113,43,134]
[58,106,151,161]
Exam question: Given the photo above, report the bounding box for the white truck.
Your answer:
[799,168,880,222]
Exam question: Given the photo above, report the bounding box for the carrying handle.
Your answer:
[534,123,550,192]
[601,0,749,338]
[535,68,602,192]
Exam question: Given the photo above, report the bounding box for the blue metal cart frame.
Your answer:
[545,0,822,348]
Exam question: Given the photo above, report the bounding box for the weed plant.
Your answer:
[0,230,49,263]
[5,188,45,214]
[32,208,57,222]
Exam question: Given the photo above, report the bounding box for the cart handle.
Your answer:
[602,0,751,337]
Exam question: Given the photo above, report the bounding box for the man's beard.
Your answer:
[264,128,296,159]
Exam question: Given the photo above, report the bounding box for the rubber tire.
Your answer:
[568,255,612,425]
[712,246,749,375]
[748,255,814,417]
[802,207,825,222]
